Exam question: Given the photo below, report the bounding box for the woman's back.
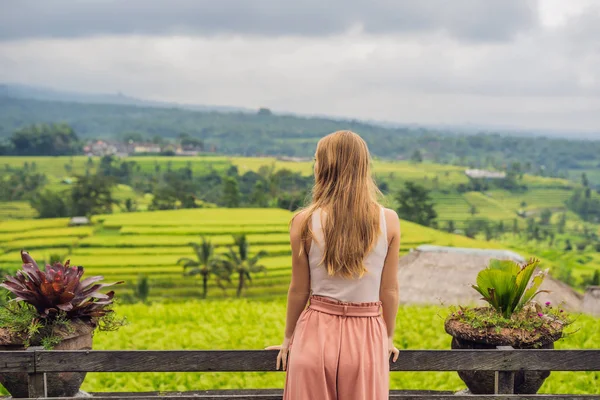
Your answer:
[272,130,400,400]
[309,206,388,303]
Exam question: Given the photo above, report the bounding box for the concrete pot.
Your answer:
[444,310,563,394]
[0,320,94,398]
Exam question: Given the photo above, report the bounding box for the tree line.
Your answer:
[2,99,600,182]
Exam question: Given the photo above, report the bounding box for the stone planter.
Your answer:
[445,309,563,394]
[0,320,94,398]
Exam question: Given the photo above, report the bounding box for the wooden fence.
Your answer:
[1,347,599,399]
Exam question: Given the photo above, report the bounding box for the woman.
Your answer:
[266,130,401,400]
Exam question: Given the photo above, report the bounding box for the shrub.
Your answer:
[471,258,546,318]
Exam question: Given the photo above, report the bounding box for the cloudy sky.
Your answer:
[0,0,599,134]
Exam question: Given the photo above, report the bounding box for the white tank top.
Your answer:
[308,206,388,303]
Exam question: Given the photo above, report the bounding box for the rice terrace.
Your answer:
[1,154,599,397]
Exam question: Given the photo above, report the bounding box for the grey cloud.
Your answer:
[0,0,538,42]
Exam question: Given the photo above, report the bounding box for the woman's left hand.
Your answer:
[265,337,291,370]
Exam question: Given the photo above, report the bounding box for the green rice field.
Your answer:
[0,208,507,299]
[80,300,600,394]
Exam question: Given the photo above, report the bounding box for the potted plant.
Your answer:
[0,250,124,398]
[444,258,571,394]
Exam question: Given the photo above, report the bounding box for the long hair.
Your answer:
[299,130,381,278]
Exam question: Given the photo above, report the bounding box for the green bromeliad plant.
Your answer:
[472,258,547,319]
[446,257,573,338]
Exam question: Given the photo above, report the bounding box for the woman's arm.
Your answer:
[283,210,312,339]
[380,209,401,358]
[265,210,311,370]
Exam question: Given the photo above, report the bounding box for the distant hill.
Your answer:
[1,86,600,179]
[0,83,251,113]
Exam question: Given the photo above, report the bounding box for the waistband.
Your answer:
[308,295,381,317]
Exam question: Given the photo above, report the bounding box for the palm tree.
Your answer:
[221,234,267,297]
[178,237,228,298]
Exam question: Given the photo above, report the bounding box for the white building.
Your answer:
[464,169,507,179]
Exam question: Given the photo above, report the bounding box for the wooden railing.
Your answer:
[1,347,599,399]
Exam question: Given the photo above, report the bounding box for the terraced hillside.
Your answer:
[0,208,504,300]
[0,156,577,225]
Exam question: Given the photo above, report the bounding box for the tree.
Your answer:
[178,237,227,298]
[497,220,505,235]
[124,198,137,212]
[395,182,437,227]
[582,172,589,187]
[540,209,553,225]
[134,275,150,303]
[222,176,240,207]
[250,180,268,207]
[558,213,567,234]
[465,219,489,239]
[149,185,178,210]
[10,123,80,156]
[564,239,573,251]
[70,173,116,216]
[410,149,423,163]
[30,190,70,218]
[446,220,455,233]
[469,205,478,216]
[512,218,519,235]
[257,107,272,116]
[220,235,267,297]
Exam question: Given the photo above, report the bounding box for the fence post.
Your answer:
[495,345,515,394]
[27,346,47,398]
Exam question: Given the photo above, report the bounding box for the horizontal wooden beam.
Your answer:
[0,350,33,372]
[38,394,600,400]
[33,349,600,373]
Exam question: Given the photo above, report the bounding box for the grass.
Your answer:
[50,299,595,395]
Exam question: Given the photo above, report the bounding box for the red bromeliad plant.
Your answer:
[0,250,122,325]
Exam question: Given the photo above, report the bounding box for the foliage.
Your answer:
[221,176,240,208]
[581,269,600,287]
[219,235,267,297]
[0,164,47,201]
[71,173,116,217]
[8,123,79,156]
[471,258,548,319]
[30,189,70,218]
[0,250,122,323]
[566,188,600,223]
[447,302,572,339]
[540,209,553,225]
[396,182,438,227]
[178,237,230,298]
[134,275,150,303]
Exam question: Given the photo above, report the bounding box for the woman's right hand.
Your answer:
[388,336,399,362]
[265,337,291,370]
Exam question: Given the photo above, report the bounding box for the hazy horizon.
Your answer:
[1,1,599,135]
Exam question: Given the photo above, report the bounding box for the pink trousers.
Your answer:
[283,295,389,400]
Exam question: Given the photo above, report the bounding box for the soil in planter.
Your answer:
[445,310,564,394]
[0,320,93,398]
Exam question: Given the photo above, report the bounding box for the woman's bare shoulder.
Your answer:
[290,209,310,233]
[382,207,401,235]
[382,207,399,222]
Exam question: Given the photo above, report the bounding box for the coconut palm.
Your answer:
[178,237,228,298]
[221,234,267,297]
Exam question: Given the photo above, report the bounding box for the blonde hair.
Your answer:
[299,130,381,278]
